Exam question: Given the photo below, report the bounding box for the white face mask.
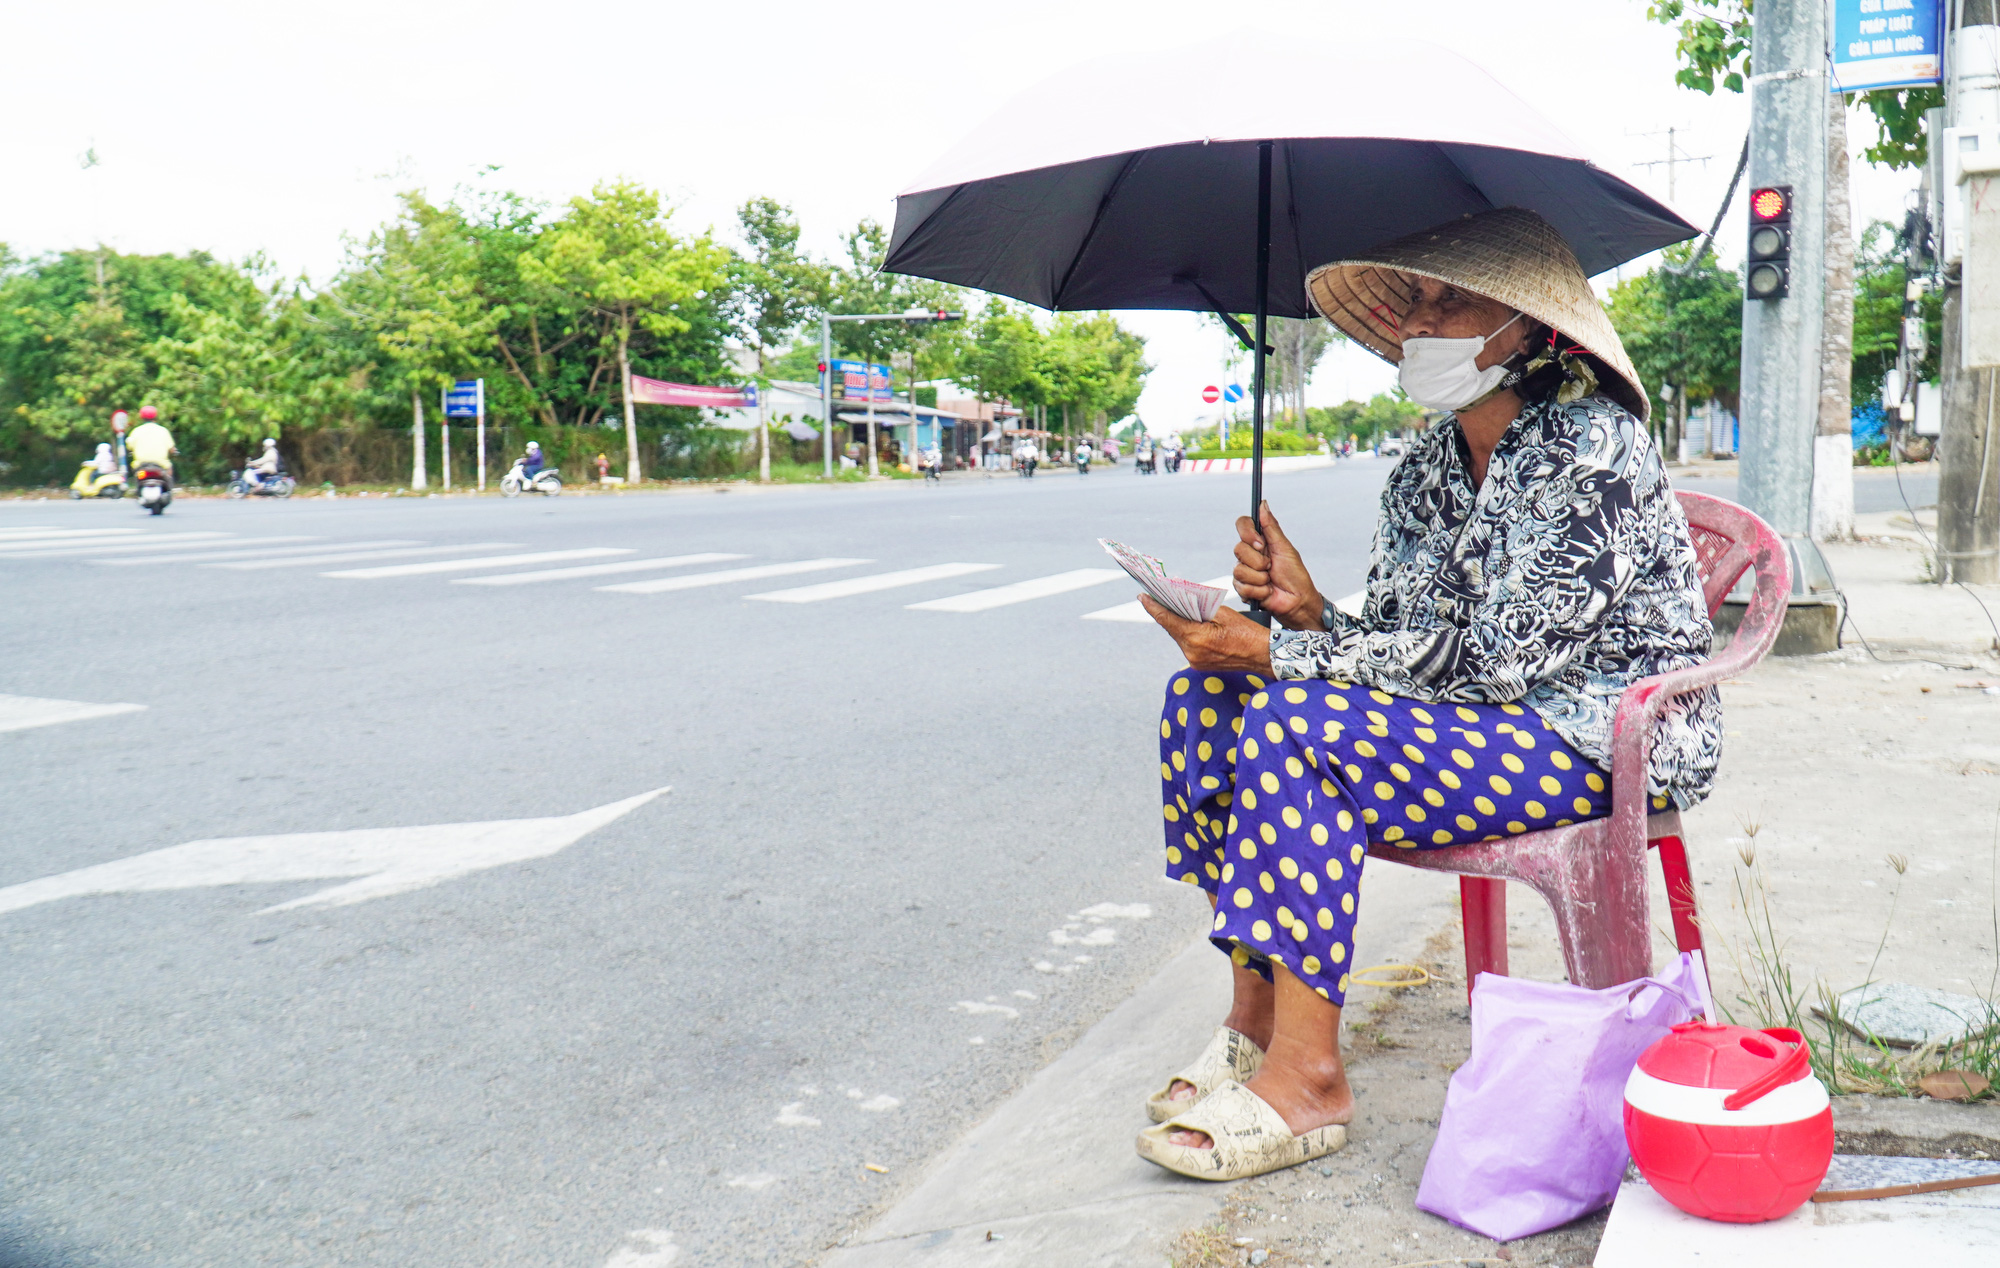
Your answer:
[1396,312,1524,411]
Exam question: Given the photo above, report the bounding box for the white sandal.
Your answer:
[1135,1080,1349,1181]
[1144,1026,1265,1123]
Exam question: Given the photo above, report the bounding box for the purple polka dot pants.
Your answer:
[1159,671,1611,1006]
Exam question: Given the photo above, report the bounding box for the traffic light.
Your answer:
[931,309,963,323]
[1746,186,1792,300]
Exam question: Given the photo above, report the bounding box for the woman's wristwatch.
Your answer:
[1320,597,1336,633]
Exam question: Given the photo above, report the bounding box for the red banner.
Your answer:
[629,375,757,408]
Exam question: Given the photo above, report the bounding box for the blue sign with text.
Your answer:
[829,359,893,402]
[1831,0,1943,93]
[444,379,483,418]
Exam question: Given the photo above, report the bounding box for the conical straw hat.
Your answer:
[1304,207,1648,422]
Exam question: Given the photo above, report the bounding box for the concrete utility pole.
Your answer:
[1813,96,1857,542]
[1942,6,2000,583]
[1738,0,1828,537]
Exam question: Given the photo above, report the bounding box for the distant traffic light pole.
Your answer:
[1738,0,1827,540]
[819,309,963,478]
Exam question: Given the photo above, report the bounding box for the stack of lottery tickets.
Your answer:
[1098,539,1227,623]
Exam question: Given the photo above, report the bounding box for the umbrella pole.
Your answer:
[1247,140,1273,627]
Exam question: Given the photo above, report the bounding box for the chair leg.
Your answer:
[1655,833,1703,957]
[1459,876,1507,1000]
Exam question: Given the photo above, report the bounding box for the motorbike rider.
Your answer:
[91,442,120,479]
[125,406,177,484]
[919,443,943,479]
[521,441,546,479]
[1074,438,1093,473]
[243,438,281,488]
[1013,436,1038,476]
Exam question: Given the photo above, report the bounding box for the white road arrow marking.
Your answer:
[0,694,146,733]
[0,788,668,917]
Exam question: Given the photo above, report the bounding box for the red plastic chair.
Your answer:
[1365,492,1791,992]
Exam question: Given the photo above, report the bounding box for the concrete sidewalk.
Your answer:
[814,867,1461,1267]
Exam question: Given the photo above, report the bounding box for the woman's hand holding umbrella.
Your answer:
[1232,503,1326,632]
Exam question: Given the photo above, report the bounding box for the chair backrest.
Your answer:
[1676,490,1792,670]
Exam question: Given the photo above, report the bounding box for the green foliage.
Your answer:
[1187,430,1321,460]
[953,297,1150,426]
[0,188,1145,486]
[1606,246,1744,415]
[1644,1,1753,95]
[1853,219,1942,401]
[1304,393,1427,446]
[1642,1,1937,169]
[733,197,826,375]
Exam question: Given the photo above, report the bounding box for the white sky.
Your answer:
[2,0,1925,430]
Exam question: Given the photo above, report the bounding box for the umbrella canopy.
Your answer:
[885,31,1694,315]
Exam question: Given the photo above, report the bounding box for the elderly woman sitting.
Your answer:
[1133,208,1720,1181]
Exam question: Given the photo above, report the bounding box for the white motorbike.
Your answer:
[501,462,562,497]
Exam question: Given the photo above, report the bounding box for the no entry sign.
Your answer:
[1201,385,1220,404]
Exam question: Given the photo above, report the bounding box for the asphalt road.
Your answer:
[0,461,1387,1268]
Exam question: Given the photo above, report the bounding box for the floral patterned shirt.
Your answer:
[1269,393,1721,808]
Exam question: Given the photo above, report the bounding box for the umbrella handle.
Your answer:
[1246,140,1273,627]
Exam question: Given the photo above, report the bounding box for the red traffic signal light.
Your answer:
[816,361,827,375]
[1745,185,1792,300]
[1749,186,1791,223]
[932,309,963,322]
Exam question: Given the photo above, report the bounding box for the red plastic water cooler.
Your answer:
[1621,1021,1833,1222]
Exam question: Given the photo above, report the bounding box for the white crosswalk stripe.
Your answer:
[94,539,415,566]
[598,558,870,595]
[452,553,747,587]
[66,535,325,562]
[745,562,1000,604]
[907,568,1124,613]
[1081,575,1237,623]
[0,528,144,543]
[0,532,236,558]
[325,548,631,579]
[209,544,521,571]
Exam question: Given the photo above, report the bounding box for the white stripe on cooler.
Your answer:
[1622,1066,1829,1127]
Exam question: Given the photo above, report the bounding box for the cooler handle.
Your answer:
[1722,1027,1810,1111]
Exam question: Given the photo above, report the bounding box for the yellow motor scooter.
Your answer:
[69,462,127,499]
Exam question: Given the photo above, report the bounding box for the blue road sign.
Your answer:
[444,379,483,419]
[1831,0,1943,93]
[1222,384,1245,403]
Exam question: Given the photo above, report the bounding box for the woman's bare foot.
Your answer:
[1166,967,1349,1149]
[1165,1043,1354,1148]
[1164,967,1277,1107]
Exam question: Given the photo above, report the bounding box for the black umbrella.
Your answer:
[884,32,1695,615]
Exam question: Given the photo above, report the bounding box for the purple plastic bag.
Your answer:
[1414,952,1710,1242]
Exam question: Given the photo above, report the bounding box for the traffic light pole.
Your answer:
[1737,0,1827,539]
[819,309,964,480]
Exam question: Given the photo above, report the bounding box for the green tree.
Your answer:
[147,292,292,450]
[1040,311,1150,434]
[1606,246,1745,431]
[1852,218,1943,402]
[956,298,1049,413]
[522,181,732,482]
[734,198,826,480]
[340,195,499,488]
[1305,393,1426,448]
